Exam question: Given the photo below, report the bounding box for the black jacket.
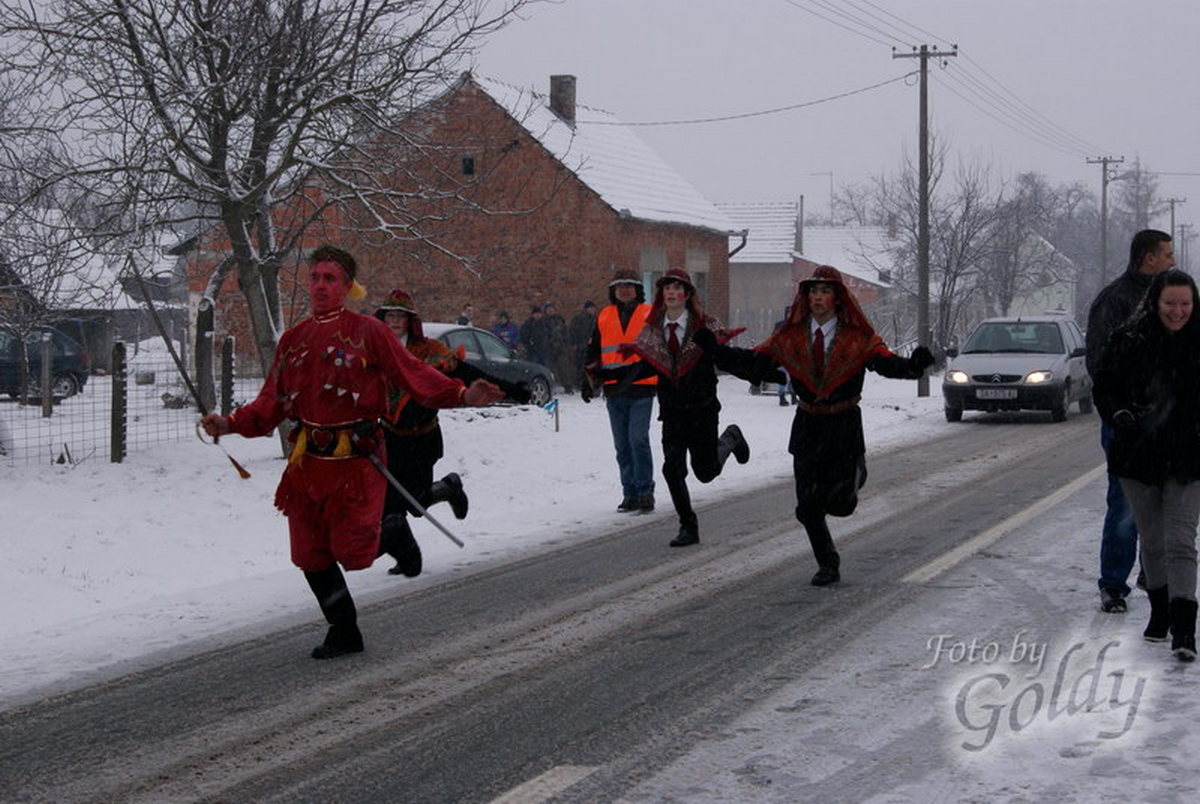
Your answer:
[1093,321,1200,485]
[1085,265,1155,379]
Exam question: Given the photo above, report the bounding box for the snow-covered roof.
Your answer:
[716,201,798,264]
[796,225,898,287]
[475,76,738,236]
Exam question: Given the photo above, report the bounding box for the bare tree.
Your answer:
[0,0,538,386]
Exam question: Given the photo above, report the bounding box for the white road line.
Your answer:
[488,765,599,804]
[902,463,1106,585]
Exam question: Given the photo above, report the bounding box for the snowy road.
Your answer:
[0,416,1112,802]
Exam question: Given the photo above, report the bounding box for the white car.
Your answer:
[941,316,1092,423]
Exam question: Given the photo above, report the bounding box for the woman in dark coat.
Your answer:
[1093,269,1200,661]
[696,265,932,586]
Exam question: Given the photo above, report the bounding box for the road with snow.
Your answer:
[0,416,1114,803]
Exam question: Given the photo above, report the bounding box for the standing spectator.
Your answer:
[374,290,529,578]
[491,310,521,351]
[618,269,750,546]
[1086,229,1175,613]
[520,306,549,366]
[569,301,598,391]
[1093,269,1199,661]
[200,246,503,660]
[583,269,657,513]
[456,303,474,326]
[542,302,574,393]
[695,266,931,585]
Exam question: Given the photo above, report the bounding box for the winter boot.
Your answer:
[428,472,469,520]
[378,513,423,578]
[304,565,364,660]
[617,497,638,513]
[1143,586,1170,642]
[716,424,750,466]
[1170,598,1197,662]
[802,515,841,586]
[669,521,700,547]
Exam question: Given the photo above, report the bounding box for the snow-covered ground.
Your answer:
[4,372,1197,800]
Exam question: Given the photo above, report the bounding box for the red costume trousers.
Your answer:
[276,456,385,571]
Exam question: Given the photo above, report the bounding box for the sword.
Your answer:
[354,435,465,549]
[127,253,251,479]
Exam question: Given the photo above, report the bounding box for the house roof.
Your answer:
[716,201,798,263]
[796,225,898,287]
[475,75,738,236]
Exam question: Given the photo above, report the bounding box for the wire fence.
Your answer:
[0,341,259,468]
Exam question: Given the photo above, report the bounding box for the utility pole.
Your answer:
[1166,197,1187,242]
[1087,156,1125,285]
[1180,223,1193,274]
[894,44,956,397]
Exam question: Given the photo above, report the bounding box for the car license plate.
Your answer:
[976,388,1018,400]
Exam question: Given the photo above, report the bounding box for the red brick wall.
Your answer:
[187,78,730,371]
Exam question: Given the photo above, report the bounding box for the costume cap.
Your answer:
[609,268,642,288]
[376,288,418,315]
[656,267,694,291]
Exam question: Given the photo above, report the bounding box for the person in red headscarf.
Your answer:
[695,265,933,585]
[201,246,504,660]
[605,268,750,547]
[372,289,531,578]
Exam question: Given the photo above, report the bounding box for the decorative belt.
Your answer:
[382,418,439,438]
[289,420,377,462]
[797,395,861,415]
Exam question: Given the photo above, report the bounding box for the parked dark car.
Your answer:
[422,323,556,407]
[0,324,91,399]
[941,315,1091,423]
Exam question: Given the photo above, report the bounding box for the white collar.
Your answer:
[810,316,837,339]
[665,309,689,333]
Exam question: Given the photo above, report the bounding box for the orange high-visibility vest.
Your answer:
[597,304,657,386]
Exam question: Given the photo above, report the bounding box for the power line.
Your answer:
[854,0,954,48]
[581,72,916,127]
[933,71,1086,157]
[779,0,896,48]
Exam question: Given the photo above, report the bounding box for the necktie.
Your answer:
[668,322,680,355]
[813,327,825,376]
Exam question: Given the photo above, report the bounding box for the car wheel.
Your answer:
[50,373,79,398]
[526,376,552,407]
[944,406,963,423]
[1078,393,1094,414]
[1050,388,1068,422]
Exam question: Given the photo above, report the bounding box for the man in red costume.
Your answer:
[696,266,933,586]
[201,246,503,659]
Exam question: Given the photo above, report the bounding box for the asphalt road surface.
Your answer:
[0,414,1101,803]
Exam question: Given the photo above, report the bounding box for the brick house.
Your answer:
[186,73,738,372]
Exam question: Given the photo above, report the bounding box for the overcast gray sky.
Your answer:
[477,0,1199,232]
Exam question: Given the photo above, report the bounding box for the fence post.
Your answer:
[220,336,235,417]
[40,332,53,418]
[111,342,127,463]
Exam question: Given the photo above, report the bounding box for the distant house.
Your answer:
[186,73,739,371]
[717,202,896,346]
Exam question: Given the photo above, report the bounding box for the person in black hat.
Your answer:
[374,289,530,578]
[695,266,933,585]
[612,267,750,546]
[583,269,658,513]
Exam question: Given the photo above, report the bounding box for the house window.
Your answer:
[462,156,476,175]
[639,245,667,296]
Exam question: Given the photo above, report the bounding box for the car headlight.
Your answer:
[1024,371,1054,384]
[945,370,970,384]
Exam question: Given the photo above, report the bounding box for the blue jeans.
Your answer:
[1099,421,1139,595]
[606,395,655,498]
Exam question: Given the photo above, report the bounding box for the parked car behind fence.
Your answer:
[0,324,91,400]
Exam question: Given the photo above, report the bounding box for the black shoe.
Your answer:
[1171,598,1198,661]
[617,497,638,513]
[1136,569,1148,591]
[637,493,655,513]
[722,424,750,464]
[311,623,364,659]
[440,472,469,520]
[1100,588,1127,613]
[1144,586,1170,642]
[811,566,841,586]
[669,525,699,547]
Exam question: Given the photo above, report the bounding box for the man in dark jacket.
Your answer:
[697,265,932,585]
[1085,228,1175,613]
[617,268,750,546]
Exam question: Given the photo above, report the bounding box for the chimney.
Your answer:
[549,74,576,125]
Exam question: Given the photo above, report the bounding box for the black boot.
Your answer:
[378,513,423,578]
[1144,586,1170,642]
[428,472,468,520]
[665,473,698,547]
[717,424,750,466]
[802,515,841,586]
[304,565,364,660]
[1170,598,1197,662]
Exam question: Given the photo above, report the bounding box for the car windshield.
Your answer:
[962,322,1064,355]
